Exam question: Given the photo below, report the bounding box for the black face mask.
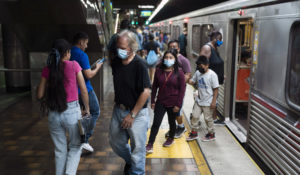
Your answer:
[197,67,206,73]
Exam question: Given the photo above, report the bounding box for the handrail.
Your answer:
[0,68,42,72]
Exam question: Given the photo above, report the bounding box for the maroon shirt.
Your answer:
[151,68,186,108]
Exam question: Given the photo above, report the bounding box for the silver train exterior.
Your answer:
[150,0,300,174]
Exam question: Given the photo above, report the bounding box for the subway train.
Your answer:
[150,0,300,174]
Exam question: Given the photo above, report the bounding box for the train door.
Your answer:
[230,18,254,135]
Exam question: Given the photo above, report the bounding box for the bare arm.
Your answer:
[82,63,103,79]
[121,88,151,129]
[184,73,192,82]
[77,71,90,114]
[199,45,211,58]
[211,88,219,109]
[37,77,47,100]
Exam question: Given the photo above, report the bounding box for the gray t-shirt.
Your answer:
[191,69,219,106]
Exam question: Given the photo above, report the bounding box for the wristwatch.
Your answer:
[130,111,136,119]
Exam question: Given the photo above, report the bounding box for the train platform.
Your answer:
[0,84,264,175]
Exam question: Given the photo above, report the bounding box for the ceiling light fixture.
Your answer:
[146,0,169,24]
[138,5,155,9]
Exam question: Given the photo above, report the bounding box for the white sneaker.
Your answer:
[82,143,94,152]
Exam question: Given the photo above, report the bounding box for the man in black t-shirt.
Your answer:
[109,30,151,175]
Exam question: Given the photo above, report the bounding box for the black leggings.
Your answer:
[148,101,178,144]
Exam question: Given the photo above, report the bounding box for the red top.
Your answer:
[151,68,186,108]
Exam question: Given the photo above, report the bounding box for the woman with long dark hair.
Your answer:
[37,39,90,175]
[146,49,186,154]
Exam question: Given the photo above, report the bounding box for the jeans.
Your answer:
[48,101,82,175]
[80,90,100,143]
[148,101,178,144]
[109,105,149,175]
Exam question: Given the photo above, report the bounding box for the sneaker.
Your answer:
[81,143,94,152]
[186,131,199,141]
[214,119,225,125]
[123,163,131,175]
[201,133,216,142]
[163,138,174,147]
[174,126,186,138]
[146,143,153,154]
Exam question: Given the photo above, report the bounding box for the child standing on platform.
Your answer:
[186,56,219,142]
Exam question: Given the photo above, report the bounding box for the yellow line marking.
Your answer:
[225,127,265,175]
[146,129,193,158]
[183,116,212,175]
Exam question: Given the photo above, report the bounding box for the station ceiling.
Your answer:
[112,0,228,22]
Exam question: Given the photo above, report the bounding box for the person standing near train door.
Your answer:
[199,31,224,125]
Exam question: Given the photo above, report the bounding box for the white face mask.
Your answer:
[117,48,128,59]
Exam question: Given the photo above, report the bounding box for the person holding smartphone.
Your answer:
[70,32,103,152]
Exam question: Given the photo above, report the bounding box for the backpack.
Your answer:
[146,50,158,65]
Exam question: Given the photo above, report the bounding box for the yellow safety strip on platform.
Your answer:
[225,128,265,175]
[146,129,193,158]
[183,118,212,175]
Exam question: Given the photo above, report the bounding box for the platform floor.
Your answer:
[0,92,201,175]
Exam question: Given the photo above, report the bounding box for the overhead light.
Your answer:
[113,8,121,11]
[147,0,169,23]
[114,13,119,33]
[80,0,88,8]
[138,5,155,9]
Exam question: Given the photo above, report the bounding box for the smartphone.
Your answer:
[98,57,106,64]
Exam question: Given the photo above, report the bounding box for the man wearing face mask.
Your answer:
[109,30,151,175]
[186,56,219,142]
[199,31,225,124]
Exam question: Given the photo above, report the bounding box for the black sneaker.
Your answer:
[123,163,131,175]
[186,131,199,141]
[175,126,186,138]
[214,119,225,125]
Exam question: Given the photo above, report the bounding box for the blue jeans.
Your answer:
[109,105,149,175]
[80,90,100,143]
[48,101,82,175]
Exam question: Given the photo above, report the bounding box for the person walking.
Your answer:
[70,32,102,152]
[146,49,186,154]
[109,30,151,175]
[37,39,90,175]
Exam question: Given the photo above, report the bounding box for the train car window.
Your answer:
[172,26,176,40]
[175,26,180,40]
[192,25,201,54]
[287,22,300,110]
[200,24,214,48]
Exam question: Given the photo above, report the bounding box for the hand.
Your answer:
[121,114,135,129]
[82,109,90,116]
[96,62,103,69]
[151,103,155,110]
[173,106,180,113]
[210,102,216,109]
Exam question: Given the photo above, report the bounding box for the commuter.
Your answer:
[70,32,102,152]
[37,39,90,175]
[199,31,224,124]
[178,28,187,57]
[107,19,131,62]
[146,49,186,153]
[109,30,151,175]
[165,40,191,138]
[144,34,161,83]
[186,56,219,142]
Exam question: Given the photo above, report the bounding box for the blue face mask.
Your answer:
[216,40,223,47]
[117,48,128,59]
[164,59,175,67]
